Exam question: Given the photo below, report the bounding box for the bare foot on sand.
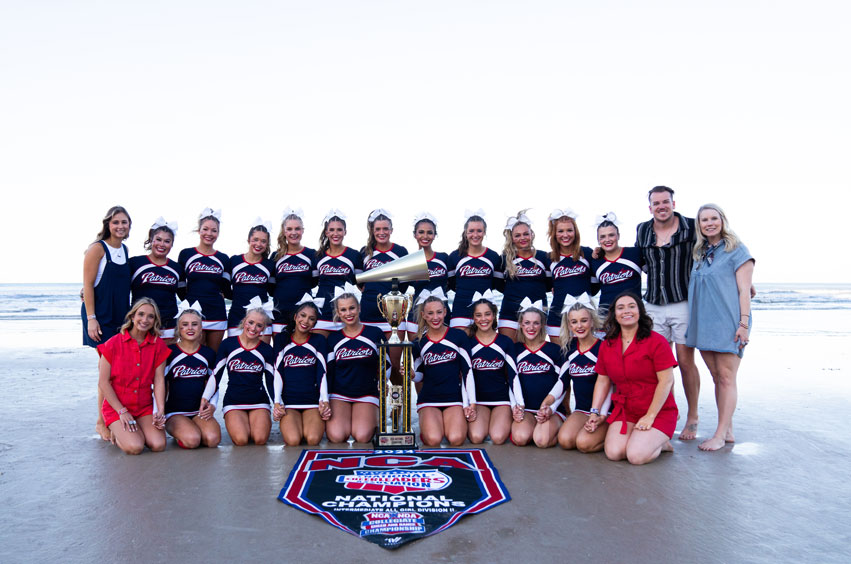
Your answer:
[661,441,674,453]
[678,421,698,441]
[698,436,726,451]
[96,420,110,441]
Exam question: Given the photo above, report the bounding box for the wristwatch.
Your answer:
[590,408,600,415]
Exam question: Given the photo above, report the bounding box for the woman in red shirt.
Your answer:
[98,298,171,455]
[585,292,677,465]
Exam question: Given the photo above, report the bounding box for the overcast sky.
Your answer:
[2,1,849,283]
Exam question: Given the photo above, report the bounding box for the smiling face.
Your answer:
[520,311,544,342]
[242,311,267,341]
[597,225,620,252]
[150,230,173,259]
[649,190,675,223]
[567,308,593,340]
[511,223,532,252]
[336,297,360,327]
[177,313,202,343]
[325,220,346,247]
[414,221,436,250]
[614,295,640,329]
[132,304,157,334]
[248,229,269,256]
[199,219,219,247]
[372,219,393,246]
[698,208,724,241]
[284,219,304,247]
[423,300,446,330]
[109,213,131,240]
[465,220,486,248]
[293,306,318,336]
[555,219,575,251]
[472,302,496,333]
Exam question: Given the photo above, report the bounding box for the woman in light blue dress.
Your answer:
[686,204,755,452]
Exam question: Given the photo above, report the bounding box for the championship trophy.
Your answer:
[356,250,430,449]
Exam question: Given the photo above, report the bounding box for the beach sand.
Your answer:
[1,310,849,563]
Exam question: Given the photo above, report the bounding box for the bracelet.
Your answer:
[590,408,601,415]
[740,313,750,318]
[118,407,128,415]
[87,314,97,320]
[739,322,749,329]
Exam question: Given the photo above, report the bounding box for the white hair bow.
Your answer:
[199,208,222,220]
[368,209,393,223]
[295,292,326,311]
[151,217,178,234]
[250,217,273,232]
[549,208,578,221]
[519,297,545,313]
[323,209,347,224]
[412,212,437,227]
[244,296,275,317]
[332,282,362,302]
[463,208,487,222]
[416,287,447,305]
[175,299,203,318]
[595,212,619,227]
[281,207,304,222]
[561,292,594,314]
[505,213,532,231]
[470,289,500,306]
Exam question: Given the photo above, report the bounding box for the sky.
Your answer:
[1,1,849,283]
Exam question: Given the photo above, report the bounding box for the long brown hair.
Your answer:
[94,205,132,243]
[275,214,303,258]
[456,215,487,257]
[466,299,498,338]
[317,215,346,258]
[247,225,271,260]
[363,211,392,260]
[603,292,653,341]
[548,216,582,263]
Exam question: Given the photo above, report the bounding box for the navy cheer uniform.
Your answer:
[546,248,597,336]
[164,344,217,418]
[466,334,517,407]
[326,325,387,405]
[360,244,408,331]
[82,241,131,347]
[499,250,552,329]
[589,247,645,312]
[547,339,609,414]
[273,333,328,409]
[129,255,182,338]
[313,247,364,331]
[406,251,451,331]
[212,337,276,414]
[270,247,317,334]
[227,254,275,336]
[178,247,231,331]
[413,328,473,409]
[447,249,503,327]
[512,341,565,417]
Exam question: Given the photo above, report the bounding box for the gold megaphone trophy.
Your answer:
[356,250,430,449]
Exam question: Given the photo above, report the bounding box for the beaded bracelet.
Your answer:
[118,407,128,415]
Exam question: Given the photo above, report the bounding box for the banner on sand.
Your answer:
[278,449,510,550]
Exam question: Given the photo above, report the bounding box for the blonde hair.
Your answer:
[693,203,741,261]
[416,296,447,339]
[502,210,534,280]
[120,298,162,337]
[332,294,361,324]
[515,308,547,346]
[94,205,131,244]
[275,214,304,258]
[239,307,271,331]
[548,216,581,263]
[558,302,601,356]
[363,211,392,260]
[175,309,203,342]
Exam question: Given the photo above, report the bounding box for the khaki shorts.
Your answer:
[644,300,689,345]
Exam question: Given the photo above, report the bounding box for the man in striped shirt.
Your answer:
[635,186,701,441]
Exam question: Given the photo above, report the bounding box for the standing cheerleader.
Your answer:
[360,209,409,332]
[324,285,387,443]
[405,212,450,336]
[539,294,609,453]
[510,300,564,448]
[97,298,170,454]
[273,295,330,446]
[465,291,516,445]
[83,205,132,441]
[163,302,221,448]
[546,209,597,338]
[447,211,503,328]
[178,209,230,352]
[270,208,316,339]
[313,210,364,335]
[227,219,276,343]
[211,298,277,446]
[589,212,645,315]
[413,291,473,447]
[499,210,551,340]
[129,218,181,341]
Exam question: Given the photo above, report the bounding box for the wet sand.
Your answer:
[1,311,849,563]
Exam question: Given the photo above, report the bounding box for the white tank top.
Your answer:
[94,242,127,287]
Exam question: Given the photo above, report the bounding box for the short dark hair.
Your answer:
[648,185,675,201]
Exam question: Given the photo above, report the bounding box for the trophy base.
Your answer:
[373,432,418,450]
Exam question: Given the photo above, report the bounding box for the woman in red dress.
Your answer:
[585,292,677,465]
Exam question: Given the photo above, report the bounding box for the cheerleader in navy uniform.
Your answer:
[360,209,409,332]
[210,298,277,446]
[178,209,230,353]
[270,208,316,340]
[129,218,181,342]
[465,291,516,445]
[546,209,597,338]
[589,212,645,315]
[510,300,564,448]
[324,285,387,443]
[272,295,330,446]
[82,205,132,440]
[227,219,275,343]
[539,294,609,453]
[412,291,473,447]
[498,210,552,341]
[447,211,503,328]
[313,210,364,335]
[163,302,221,448]
[405,212,450,338]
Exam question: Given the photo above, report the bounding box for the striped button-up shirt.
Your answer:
[634,213,696,305]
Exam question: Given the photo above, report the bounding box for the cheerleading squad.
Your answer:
[83,187,754,463]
